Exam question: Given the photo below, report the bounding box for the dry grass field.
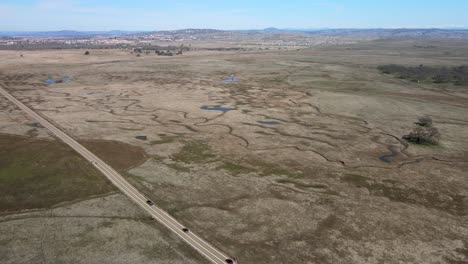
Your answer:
[0,39,467,263]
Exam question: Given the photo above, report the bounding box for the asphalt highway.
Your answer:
[0,83,236,264]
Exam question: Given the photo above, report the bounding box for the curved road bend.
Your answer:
[0,83,237,264]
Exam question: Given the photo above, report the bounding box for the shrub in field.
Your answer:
[403,116,440,145]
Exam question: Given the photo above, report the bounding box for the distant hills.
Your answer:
[0,30,146,37]
[146,28,468,39]
[303,28,468,39]
[2,28,468,39]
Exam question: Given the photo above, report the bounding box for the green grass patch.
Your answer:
[276,179,328,189]
[0,134,115,213]
[255,131,274,136]
[150,136,179,145]
[341,174,370,188]
[217,162,255,176]
[172,141,299,177]
[172,141,216,164]
[247,159,299,177]
[218,158,301,177]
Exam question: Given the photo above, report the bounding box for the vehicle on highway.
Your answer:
[182,228,189,233]
[0,85,237,264]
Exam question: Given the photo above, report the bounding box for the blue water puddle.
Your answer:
[379,152,398,163]
[379,146,399,163]
[224,78,240,83]
[45,75,72,84]
[200,106,236,113]
[258,121,281,125]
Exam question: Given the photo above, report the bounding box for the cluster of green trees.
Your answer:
[378,64,468,85]
[132,46,186,56]
[155,50,175,56]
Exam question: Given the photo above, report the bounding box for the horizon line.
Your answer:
[1,27,468,33]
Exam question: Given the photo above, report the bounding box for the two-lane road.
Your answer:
[0,83,237,264]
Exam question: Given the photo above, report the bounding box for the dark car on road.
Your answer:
[146,200,154,206]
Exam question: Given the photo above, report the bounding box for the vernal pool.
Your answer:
[200,106,236,113]
[45,75,72,84]
[224,77,240,83]
[258,121,281,125]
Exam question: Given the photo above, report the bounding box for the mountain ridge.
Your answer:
[2,28,468,39]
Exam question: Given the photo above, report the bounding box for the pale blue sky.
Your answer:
[0,0,467,31]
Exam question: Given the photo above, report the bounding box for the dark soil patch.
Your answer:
[378,64,468,86]
[80,139,148,171]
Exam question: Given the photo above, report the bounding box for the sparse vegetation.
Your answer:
[166,163,191,172]
[403,116,441,145]
[84,50,90,55]
[378,64,468,85]
[253,160,297,177]
[341,174,467,216]
[218,159,300,177]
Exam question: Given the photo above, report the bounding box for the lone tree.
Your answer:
[403,116,441,145]
[84,51,90,55]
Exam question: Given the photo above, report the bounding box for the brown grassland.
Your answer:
[0,39,467,263]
